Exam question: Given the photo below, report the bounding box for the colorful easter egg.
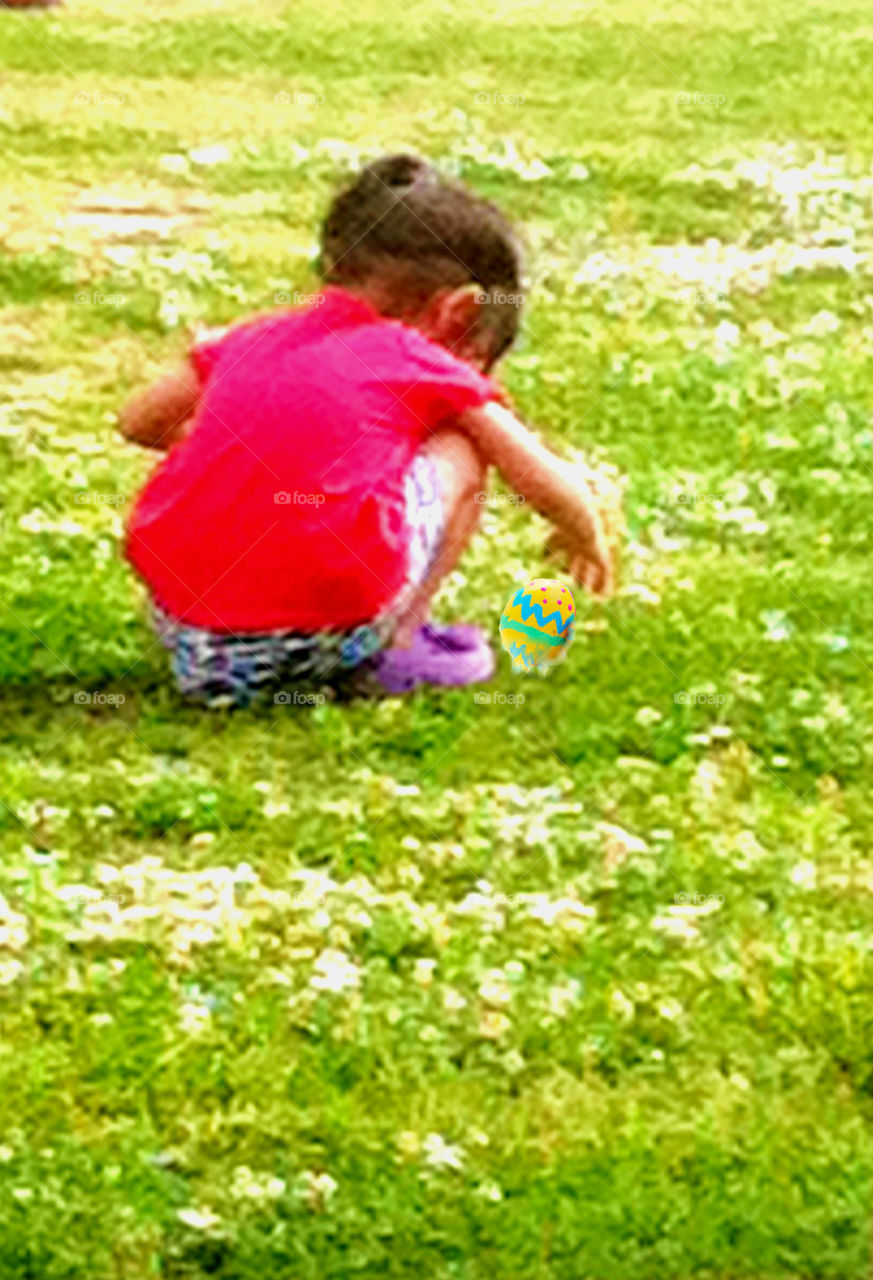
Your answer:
[499,579,576,675]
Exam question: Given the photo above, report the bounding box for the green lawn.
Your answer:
[1,0,873,1276]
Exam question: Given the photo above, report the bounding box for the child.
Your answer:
[121,154,613,705]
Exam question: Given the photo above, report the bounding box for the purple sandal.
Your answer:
[373,623,495,693]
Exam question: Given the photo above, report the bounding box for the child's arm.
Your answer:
[458,401,614,596]
[118,359,201,450]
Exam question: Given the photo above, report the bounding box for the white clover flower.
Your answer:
[478,969,512,1006]
[413,958,437,988]
[179,1003,211,1035]
[548,980,583,1018]
[609,989,635,1023]
[652,915,700,942]
[178,1207,220,1230]
[189,144,232,166]
[298,1171,338,1208]
[310,949,360,993]
[790,861,817,890]
[443,988,467,1012]
[422,1134,464,1171]
[478,1010,511,1040]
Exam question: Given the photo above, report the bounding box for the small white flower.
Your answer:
[178,1206,220,1230]
[479,1010,511,1039]
[478,969,512,1006]
[443,987,467,1012]
[189,144,231,166]
[0,959,23,986]
[790,860,817,890]
[609,989,635,1023]
[423,1133,464,1171]
[310,949,360,993]
[548,980,583,1018]
[179,1003,211,1035]
[652,915,700,942]
[635,706,663,726]
[413,958,437,988]
[159,154,190,175]
[298,1171,338,1208]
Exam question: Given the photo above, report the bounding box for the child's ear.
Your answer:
[426,285,490,364]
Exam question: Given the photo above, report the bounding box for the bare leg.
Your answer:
[392,428,487,647]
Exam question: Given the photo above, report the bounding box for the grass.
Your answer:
[2,0,873,1276]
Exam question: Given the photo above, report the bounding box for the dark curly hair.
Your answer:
[320,154,524,366]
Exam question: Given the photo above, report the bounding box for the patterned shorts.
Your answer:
[152,454,445,706]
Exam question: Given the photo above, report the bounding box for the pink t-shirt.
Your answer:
[126,289,495,632]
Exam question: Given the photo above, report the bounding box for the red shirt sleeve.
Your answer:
[190,314,286,385]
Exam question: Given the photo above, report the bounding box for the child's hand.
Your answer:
[545,519,614,598]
